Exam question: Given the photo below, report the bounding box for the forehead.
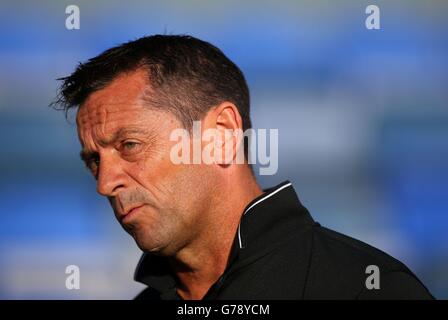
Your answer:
[76,69,157,131]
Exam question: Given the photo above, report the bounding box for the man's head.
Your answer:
[53,35,253,255]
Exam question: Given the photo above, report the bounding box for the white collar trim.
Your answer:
[238,182,292,249]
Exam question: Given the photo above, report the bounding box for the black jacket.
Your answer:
[134,181,434,300]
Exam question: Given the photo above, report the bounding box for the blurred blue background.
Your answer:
[0,0,447,299]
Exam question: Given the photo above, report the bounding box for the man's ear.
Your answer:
[215,102,242,132]
[207,102,244,165]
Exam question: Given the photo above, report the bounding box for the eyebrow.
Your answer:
[79,127,151,162]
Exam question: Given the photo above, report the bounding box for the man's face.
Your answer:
[76,69,212,255]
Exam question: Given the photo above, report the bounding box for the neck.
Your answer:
[169,168,262,300]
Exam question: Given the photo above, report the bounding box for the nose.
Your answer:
[96,151,127,197]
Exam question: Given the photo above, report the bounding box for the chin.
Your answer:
[133,232,165,254]
[126,220,178,256]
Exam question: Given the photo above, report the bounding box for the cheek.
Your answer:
[138,143,186,182]
[137,161,184,198]
[134,153,198,210]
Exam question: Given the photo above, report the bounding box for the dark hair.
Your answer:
[52,34,252,133]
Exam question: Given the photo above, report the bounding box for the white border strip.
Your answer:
[238,182,292,248]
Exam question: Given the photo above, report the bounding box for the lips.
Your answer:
[120,204,145,222]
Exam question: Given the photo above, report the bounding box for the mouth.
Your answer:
[121,204,145,223]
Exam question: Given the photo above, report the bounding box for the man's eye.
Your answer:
[122,141,140,151]
[124,141,137,149]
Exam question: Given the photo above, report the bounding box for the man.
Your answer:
[53,35,433,299]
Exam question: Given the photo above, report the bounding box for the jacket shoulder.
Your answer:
[134,287,161,300]
[304,225,433,299]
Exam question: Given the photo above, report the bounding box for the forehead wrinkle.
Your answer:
[99,104,108,143]
[79,103,148,125]
[78,104,122,144]
[77,96,164,151]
